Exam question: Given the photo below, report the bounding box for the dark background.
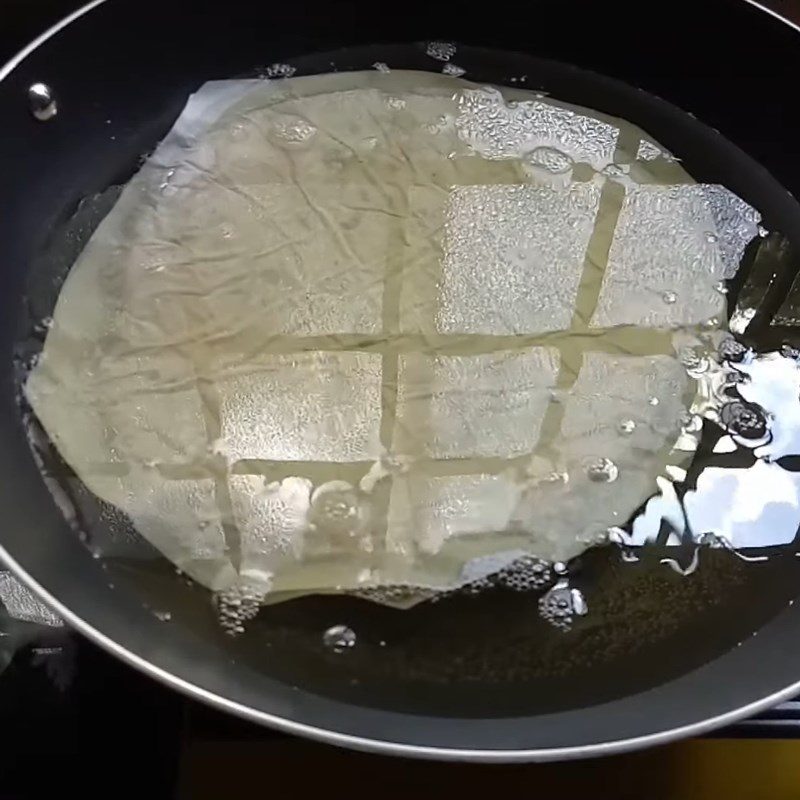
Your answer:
[1,0,795,65]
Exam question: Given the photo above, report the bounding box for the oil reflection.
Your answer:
[623,347,800,551]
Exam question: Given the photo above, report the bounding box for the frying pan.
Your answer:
[2,0,800,762]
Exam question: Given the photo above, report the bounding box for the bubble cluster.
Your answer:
[369,554,563,605]
[719,400,768,439]
[355,585,438,605]
[455,86,617,167]
[271,116,317,147]
[461,577,496,595]
[215,582,268,636]
[426,41,457,61]
[781,344,800,361]
[719,338,747,363]
[538,579,588,631]
[585,457,619,483]
[264,63,296,79]
[636,139,666,162]
[617,419,636,435]
[496,555,553,591]
[524,145,574,175]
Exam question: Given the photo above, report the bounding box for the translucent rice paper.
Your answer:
[25,71,760,603]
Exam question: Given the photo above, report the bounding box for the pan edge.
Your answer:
[3,0,800,762]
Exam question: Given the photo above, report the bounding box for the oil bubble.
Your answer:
[442,63,466,77]
[585,457,619,483]
[617,419,636,435]
[264,63,296,79]
[323,624,356,653]
[309,481,364,535]
[602,163,629,179]
[271,115,317,147]
[525,146,574,174]
[28,82,57,122]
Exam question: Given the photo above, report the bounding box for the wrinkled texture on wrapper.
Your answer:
[25,71,760,606]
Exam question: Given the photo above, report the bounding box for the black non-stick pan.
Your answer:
[2,0,800,762]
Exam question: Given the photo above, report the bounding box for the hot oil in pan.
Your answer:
[14,44,800,718]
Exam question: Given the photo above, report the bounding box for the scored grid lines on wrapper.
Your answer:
[26,82,762,596]
[187,124,722,578]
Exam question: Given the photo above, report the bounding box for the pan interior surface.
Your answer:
[4,0,800,759]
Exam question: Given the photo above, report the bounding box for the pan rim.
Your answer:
[0,0,108,83]
[2,0,800,762]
